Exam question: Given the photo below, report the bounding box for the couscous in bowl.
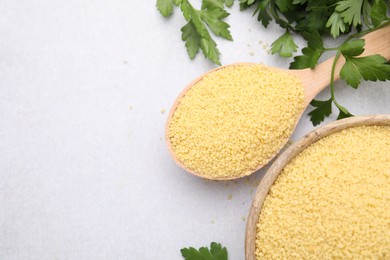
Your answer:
[246,115,390,259]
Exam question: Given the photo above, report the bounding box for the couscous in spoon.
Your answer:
[166,25,390,180]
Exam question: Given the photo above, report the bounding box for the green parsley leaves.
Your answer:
[371,0,390,27]
[156,0,181,17]
[157,0,232,65]
[271,30,298,57]
[181,242,228,260]
[326,12,347,38]
[309,37,390,125]
[290,31,324,69]
[308,99,333,126]
[340,39,390,88]
[341,54,390,88]
[335,0,364,27]
[158,0,390,125]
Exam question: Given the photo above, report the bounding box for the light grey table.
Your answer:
[1,1,389,259]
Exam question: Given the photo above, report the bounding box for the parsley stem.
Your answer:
[323,47,339,51]
[329,50,341,105]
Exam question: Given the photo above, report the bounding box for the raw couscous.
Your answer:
[168,64,304,179]
[255,125,390,259]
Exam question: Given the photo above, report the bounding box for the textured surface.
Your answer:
[0,1,389,259]
[256,126,390,259]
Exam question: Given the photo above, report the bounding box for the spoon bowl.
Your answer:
[244,114,390,260]
[166,26,390,180]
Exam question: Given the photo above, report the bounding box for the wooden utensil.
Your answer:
[245,114,390,260]
[166,26,390,180]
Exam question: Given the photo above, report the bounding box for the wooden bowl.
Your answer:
[245,114,390,260]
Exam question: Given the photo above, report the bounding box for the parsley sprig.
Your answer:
[157,0,390,125]
[157,0,233,65]
[181,242,228,260]
[310,21,390,125]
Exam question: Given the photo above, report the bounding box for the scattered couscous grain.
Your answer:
[242,216,247,222]
[161,108,166,114]
[255,125,390,259]
[227,193,233,200]
[168,64,304,178]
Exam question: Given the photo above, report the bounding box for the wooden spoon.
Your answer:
[245,114,390,260]
[166,26,390,180]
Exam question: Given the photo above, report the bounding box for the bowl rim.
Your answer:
[245,114,390,260]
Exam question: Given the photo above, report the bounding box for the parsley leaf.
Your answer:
[335,0,364,27]
[303,31,324,50]
[271,30,298,57]
[181,242,228,260]
[202,0,224,9]
[210,242,228,259]
[200,37,221,65]
[201,8,232,40]
[292,0,307,4]
[181,22,201,59]
[371,0,389,27]
[178,0,233,65]
[290,31,324,69]
[225,0,234,8]
[253,0,272,28]
[340,38,390,88]
[181,0,192,20]
[290,47,323,69]
[340,39,365,57]
[341,55,390,88]
[157,0,174,17]
[340,59,362,88]
[306,4,330,32]
[190,12,221,65]
[308,99,332,126]
[336,103,353,120]
[275,0,294,13]
[326,11,347,38]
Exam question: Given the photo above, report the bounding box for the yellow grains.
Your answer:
[255,126,390,259]
[168,64,304,178]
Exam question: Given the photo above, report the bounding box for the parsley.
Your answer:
[335,0,364,27]
[308,99,332,126]
[340,39,390,88]
[181,242,228,260]
[290,31,324,69]
[271,30,298,57]
[371,0,390,26]
[158,0,390,125]
[157,0,232,65]
[156,0,175,17]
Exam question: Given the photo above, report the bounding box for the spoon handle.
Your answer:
[302,25,390,105]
